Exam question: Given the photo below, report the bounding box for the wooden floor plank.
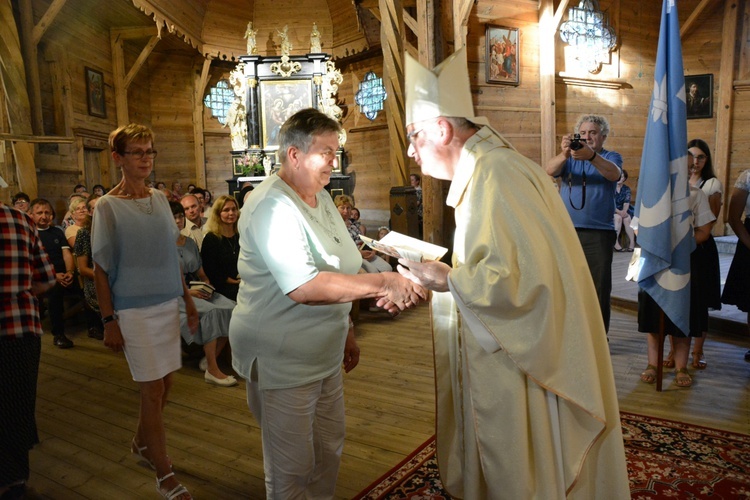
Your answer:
[23,297,750,499]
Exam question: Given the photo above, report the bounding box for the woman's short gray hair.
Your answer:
[278,108,342,164]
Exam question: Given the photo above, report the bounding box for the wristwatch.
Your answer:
[102,314,117,325]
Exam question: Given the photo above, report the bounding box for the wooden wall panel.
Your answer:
[329,0,369,58]
[338,59,394,225]
[252,0,333,56]
[148,52,196,186]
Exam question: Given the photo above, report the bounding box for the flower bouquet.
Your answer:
[237,152,265,176]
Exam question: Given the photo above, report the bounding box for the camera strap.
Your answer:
[567,170,586,210]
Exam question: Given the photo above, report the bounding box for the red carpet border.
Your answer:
[353,411,750,499]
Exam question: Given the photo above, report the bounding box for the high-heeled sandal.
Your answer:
[692,351,707,370]
[662,350,675,368]
[131,438,171,471]
[156,472,191,500]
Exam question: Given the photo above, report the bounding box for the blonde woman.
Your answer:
[200,195,241,301]
[64,195,89,248]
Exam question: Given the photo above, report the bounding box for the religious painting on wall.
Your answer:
[85,67,106,118]
[485,25,520,86]
[685,74,712,119]
[259,80,313,149]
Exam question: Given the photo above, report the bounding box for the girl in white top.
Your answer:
[685,139,723,370]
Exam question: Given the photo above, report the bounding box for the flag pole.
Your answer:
[656,311,665,392]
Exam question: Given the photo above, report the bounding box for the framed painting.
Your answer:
[685,74,712,119]
[85,67,106,118]
[259,79,313,149]
[486,25,519,86]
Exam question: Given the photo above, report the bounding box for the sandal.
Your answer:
[640,364,657,384]
[156,472,191,500]
[675,368,693,388]
[131,438,171,471]
[692,351,707,370]
[663,349,675,368]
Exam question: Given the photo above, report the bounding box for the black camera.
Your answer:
[569,134,585,151]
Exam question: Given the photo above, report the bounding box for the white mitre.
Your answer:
[405,48,514,150]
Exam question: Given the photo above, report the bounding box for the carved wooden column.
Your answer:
[380,0,408,187]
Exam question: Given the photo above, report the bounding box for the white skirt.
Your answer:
[117,298,181,382]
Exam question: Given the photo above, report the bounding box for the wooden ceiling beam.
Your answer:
[0,0,38,196]
[379,0,408,186]
[0,133,73,143]
[110,26,158,39]
[553,0,571,30]
[403,9,417,35]
[124,35,160,88]
[31,0,67,45]
[681,0,717,39]
[453,0,473,49]
[714,0,740,232]
[192,57,213,189]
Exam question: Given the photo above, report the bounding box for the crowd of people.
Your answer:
[1,57,749,500]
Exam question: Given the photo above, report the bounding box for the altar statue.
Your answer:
[310,23,321,53]
[225,67,248,151]
[244,22,258,55]
[278,25,292,56]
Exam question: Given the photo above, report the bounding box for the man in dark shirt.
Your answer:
[29,199,76,348]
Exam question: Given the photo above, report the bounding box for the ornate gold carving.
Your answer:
[270,55,302,77]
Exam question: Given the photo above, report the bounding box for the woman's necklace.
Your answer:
[225,233,239,256]
[121,189,153,215]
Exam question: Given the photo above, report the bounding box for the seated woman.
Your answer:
[350,207,367,236]
[334,195,392,273]
[65,195,90,246]
[201,195,241,301]
[74,195,105,340]
[614,169,635,252]
[170,202,237,387]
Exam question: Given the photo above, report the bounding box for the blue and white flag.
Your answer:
[634,0,694,335]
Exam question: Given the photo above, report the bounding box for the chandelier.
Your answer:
[559,0,617,73]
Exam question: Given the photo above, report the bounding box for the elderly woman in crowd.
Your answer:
[170,201,237,387]
[229,108,425,498]
[201,195,241,301]
[334,194,392,273]
[64,195,89,247]
[92,123,197,500]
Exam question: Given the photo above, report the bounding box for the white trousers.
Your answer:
[246,370,345,500]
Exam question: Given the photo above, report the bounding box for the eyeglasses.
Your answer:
[121,149,158,159]
[14,199,29,206]
[688,152,707,161]
[406,128,424,144]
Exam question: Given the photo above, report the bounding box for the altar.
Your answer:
[224,25,350,198]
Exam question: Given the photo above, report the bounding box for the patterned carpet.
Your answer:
[353,412,750,499]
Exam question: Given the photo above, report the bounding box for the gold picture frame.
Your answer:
[259,79,313,149]
[485,25,520,86]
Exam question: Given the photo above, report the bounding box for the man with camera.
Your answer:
[545,115,622,333]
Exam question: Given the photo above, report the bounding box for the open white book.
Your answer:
[359,231,448,262]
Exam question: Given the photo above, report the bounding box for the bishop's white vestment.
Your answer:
[431,127,630,499]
